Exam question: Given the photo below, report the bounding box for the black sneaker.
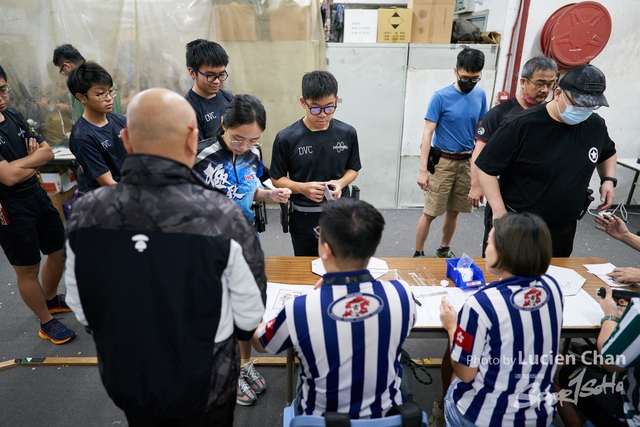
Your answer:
[46,294,72,314]
[413,251,426,258]
[39,318,77,345]
[435,247,456,258]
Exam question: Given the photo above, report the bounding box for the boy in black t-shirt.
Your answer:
[67,61,127,192]
[184,39,233,140]
[0,65,76,344]
[270,71,361,256]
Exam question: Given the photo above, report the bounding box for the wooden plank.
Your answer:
[17,357,98,366]
[0,359,20,371]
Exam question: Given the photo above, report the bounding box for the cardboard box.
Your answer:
[377,8,413,43]
[215,3,257,41]
[408,0,455,44]
[47,187,76,221]
[446,258,486,289]
[343,9,378,43]
[41,169,77,193]
[270,4,311,41]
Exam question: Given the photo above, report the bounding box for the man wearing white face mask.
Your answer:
[476,64,617,257]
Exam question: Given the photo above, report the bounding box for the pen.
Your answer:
[413,295,422,306]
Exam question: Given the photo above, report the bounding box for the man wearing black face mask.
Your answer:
[472,56,558,256]
[414,47,487,260]
[476,64,617,257]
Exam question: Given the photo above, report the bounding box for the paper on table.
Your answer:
[411,286,477,327]
[562,289,603,327]
[583,263,628,287]
[312,257,389,279]
[264,282,313,322]
[546,265,586,296]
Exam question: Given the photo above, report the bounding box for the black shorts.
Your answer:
[0,188,65,266]
[557,362,627,427]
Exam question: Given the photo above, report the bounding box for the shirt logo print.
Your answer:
[203,163,245,200]
[131,234,149,252]
[328,293,384,322]
[17,129,26,139]
[588,147,598,163]
[333,141,348,153]
[204,111,217,122]
[101,139,112,149]
[510,283,550,311]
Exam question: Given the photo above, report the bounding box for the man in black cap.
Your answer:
[476,64,617,256]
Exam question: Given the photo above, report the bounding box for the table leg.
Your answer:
[627,171,640,207]
[286,347,294,405]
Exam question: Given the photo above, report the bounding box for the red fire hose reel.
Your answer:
[540,2,612,71]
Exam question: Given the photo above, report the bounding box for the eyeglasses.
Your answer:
[457,72,482,83]
[0,84,11,98]
[228,138,262,148]
[58,62,71,75]
[313,226,321,239]
[526,78,557,90]
[305,101,337,116]
[225,130,262,148]
[562,91,600,111]
[85,88,118,101]
[196,69,228,83]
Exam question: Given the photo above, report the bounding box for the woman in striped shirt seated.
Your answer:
[440,212,563,426]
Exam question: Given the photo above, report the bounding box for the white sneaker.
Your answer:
[429,401,445,427]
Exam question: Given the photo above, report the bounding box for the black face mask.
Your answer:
[458,79,477,94]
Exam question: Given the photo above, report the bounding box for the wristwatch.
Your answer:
[601,177,617,187]
[601,315,621,326]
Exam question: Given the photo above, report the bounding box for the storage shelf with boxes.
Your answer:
[336,0,457,44]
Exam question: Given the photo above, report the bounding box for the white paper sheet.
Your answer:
[264,282,314,322]
[583,263,630,287]
[562,289,604,327]
[546,265,586,296]
[411,286,477,327]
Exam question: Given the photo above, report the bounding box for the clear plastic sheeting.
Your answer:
[0,0,326,162]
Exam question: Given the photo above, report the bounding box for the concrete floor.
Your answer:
[1,206,639,427]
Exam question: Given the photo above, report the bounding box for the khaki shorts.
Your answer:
[423,157,472,217]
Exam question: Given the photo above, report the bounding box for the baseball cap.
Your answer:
[559,64,609,108]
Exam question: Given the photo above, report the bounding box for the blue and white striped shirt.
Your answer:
[450,275,564,427]
[258,270,416,418]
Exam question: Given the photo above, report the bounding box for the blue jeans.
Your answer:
[444,379,480,427]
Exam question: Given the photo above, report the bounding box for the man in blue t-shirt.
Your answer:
[184,39,233,140]
[67,61,127,193]
[413,47,487,260]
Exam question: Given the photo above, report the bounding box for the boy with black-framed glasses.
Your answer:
[270,70,361,257]
[185,39,233,141]
[67,61,126,193]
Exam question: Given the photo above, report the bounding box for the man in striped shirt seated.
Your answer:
[252,198,417,418]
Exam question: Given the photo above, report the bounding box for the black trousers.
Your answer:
[482,208,577,257]
[289,210,321,256]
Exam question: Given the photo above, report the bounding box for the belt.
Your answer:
[0,182,41,200]
[292,203,323,213]
[439,151,472,160]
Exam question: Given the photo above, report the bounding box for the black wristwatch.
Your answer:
[601,177,617,187]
